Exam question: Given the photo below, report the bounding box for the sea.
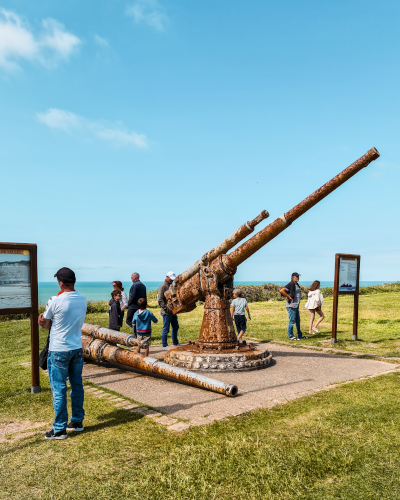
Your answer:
[38,281,394,305]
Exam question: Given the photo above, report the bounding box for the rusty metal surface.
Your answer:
[175,210,269,286]
[196,295,238,350]
[164,148,379,355]
[166,254,237,316]
[81,334,238,396]
[81,323,143,347]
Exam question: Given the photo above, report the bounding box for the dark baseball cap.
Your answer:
[291,272,301,278]
[54,267,76,284]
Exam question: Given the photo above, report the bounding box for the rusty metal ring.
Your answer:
[125,335,136,346]
[97,342,107,363]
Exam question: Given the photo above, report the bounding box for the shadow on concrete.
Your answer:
[270,349,362,360]
[240,378,315,396]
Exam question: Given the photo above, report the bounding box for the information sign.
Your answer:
[331,254,360,343]
[338,258,358,292]
[0,248,32,309]
[0,243,40,393]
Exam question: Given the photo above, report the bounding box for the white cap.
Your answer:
[166,271,176,280]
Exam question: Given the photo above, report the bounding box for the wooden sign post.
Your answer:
[0,243,41,393]
[331,253,360,344]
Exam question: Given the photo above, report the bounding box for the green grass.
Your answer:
[1,288,400,499]
[1,317,400,499]
[81,287,400,357]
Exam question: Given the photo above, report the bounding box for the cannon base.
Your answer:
[163,342,272,372]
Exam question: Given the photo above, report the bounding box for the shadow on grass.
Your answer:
[0,408,146,457]
[83,408,145,433]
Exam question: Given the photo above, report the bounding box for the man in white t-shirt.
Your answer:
[230,289,251,343]
[38,267,87,440]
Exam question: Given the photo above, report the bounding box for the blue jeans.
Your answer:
[287,307,304,338]
[161,313,179,347]
[48,349,85,433]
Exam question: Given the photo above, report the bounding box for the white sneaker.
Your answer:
[162,346,169,351]
[312,328,320,334]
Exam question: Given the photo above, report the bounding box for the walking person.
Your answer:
[157,271,180,350]
[280,272,308,340]
[132,298,158,357]
[305,280,325,335]
[125,273,147,336]
[231,289,251,343]
[38,267,87,440]
[108,290,123,331]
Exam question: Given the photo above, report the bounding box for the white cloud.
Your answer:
[93,34,109,47]
[126,0,168,31]
[37,108,79,132]
[37,108,148,149]
[0,9,81,71]
[94,127,148,148]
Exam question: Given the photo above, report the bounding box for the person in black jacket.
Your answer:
[279,272,308,341]
[125,272,147,336]
[109,291,123,331]
[157,271,180,350]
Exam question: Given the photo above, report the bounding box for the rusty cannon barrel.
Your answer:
[166,148,380,315]
[222,147,380,271]
[81,335,238,396]
[175,210,269,286]
[81,323,144,348]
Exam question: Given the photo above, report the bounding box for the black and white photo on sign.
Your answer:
[0,251,31,309]
[338,259,358,292]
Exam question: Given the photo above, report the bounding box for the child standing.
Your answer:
[231,289,251,343]
[305,281,325,334]
[109,290,123,331]
[132,298,158,357]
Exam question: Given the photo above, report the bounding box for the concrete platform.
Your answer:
[82,343,398,422]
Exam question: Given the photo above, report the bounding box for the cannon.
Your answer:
[80,332,238,396]
[163,148,380,370]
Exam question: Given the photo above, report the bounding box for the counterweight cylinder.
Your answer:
[81,323,143,347]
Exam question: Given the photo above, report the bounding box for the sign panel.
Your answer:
[0,249,31,309]
[338,258,358,292]
[332,253,360,344]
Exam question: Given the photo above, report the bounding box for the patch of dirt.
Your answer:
[0,421,48,443]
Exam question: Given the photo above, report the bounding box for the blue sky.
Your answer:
[0,0,398,283]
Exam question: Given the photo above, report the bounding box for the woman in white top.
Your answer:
[304,280,325,335]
